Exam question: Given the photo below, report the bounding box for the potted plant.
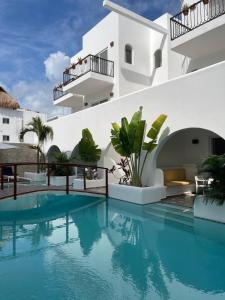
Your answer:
[20,117,53,181]
[194,154,225,223]
[72,129,105,189]
[78,57,83,65]
[182,4,189,16]
[48,152,76,186]
[109,107,167,204]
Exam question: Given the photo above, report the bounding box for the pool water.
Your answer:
[0,192,225,300]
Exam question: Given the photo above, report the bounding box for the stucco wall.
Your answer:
[46,59,225,185]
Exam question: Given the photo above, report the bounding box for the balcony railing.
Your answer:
[53,85,66,101]
[63,54,114,86]
[170,0,225,40]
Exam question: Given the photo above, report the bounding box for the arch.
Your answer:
[147,127,225,196]
[125,44,133,64]
[46,145,61,163]
[154,49,162,69]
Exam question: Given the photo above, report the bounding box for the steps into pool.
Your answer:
[145,202,194,230]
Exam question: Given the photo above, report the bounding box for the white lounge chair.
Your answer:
[3,167,32,184]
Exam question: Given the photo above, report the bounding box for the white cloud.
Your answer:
[8,51,72,117]
[44,51,70,83]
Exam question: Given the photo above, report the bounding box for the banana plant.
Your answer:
[111,107,167,187]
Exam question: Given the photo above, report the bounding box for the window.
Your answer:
[212,138,225,155]
[125,44,132,64]
[3,135,10,142]
[3,117,9,124]
[154,49,162,69]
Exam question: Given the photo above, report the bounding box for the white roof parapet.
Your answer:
[103,0,168,35]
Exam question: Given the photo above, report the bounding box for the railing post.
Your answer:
[14,164,17,200]
[83,167,86,190]
[105,169,109,197]
[66,165,69,195]
[47,165,51,186]
[1,166,4,190]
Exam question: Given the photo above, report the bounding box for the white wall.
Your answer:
[157,128,218,168]
[46,60,225,185]
[0,108,46,144]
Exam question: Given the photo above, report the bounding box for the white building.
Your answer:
[47,0,225,198]
[0,87,47,144]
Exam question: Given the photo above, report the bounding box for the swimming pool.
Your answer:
[0,192,225,300]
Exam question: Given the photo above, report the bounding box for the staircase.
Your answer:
[145,202,194,231]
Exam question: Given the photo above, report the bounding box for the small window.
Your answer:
[3,135,10,142]
[154,49,162,69]
[3,118,9,124]
[125,44,132,64]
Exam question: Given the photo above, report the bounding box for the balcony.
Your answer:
[53,55,114,107]
[53,86,83,109]
[170,0,225,57]
[62,54,114,94]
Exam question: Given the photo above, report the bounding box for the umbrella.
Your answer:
[0,143,18,150]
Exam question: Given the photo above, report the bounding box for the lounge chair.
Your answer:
[195,175,213,194]
[3,166,32,183]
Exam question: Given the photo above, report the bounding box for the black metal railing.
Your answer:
[63,54,114,86]
[53,85,67,101]
[170,0,225,40]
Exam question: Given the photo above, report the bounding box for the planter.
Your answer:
[47,175,77,186]
[203,0,209,4]
[194,195,225,223]
[182,9,189,16]
[24,172,46,182]
[109,183,166,205]
[73,178,105,190]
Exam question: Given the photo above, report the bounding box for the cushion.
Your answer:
[164,169,186,182]
[166,180,192,187]
[3,167,13,176]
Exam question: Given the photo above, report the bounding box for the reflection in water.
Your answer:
[0,194,225,299]
[71,206,102,256]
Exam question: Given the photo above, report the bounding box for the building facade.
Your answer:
[47,0,225,189]
[0,87,47,144]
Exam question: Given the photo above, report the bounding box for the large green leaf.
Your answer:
[133,120,146,155]
[147,114,167,140]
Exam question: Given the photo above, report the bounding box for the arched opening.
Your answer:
[154,49,162,69]
[125,44,133,64]
[46,145,61,163]
[156,128,225,205]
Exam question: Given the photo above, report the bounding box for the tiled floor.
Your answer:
[163,194,195,208]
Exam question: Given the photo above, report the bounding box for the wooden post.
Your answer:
[66,165,69,195]
[14,165,17,200]
[83,167,86,190]
[47,165,50,187]
[105,169,108,197]
[1,166,3,190]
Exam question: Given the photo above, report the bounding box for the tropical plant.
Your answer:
[78,128,101,180]
[78,128,101,163]
[111,107,167,187]
[19,117,53,173]
[51,152,74,176]
[182,3,189,15]
[109,158,130,184]
[200,154,225,205]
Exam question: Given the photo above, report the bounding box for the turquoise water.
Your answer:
[0,192,225,300]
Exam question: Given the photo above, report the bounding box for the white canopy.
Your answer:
[0,143,18,150]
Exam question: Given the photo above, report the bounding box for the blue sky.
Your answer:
[0,0,180,116]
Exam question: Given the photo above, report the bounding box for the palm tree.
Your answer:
[19,117,53,172]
